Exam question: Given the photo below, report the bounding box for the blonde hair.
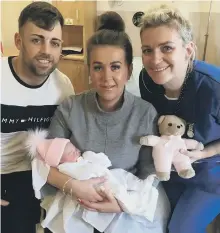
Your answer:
[140,5,196,72]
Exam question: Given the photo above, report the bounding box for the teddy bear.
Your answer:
[140,115,204,181]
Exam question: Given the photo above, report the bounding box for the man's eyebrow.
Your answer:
[92,61,122,65]
[31,34,62,42]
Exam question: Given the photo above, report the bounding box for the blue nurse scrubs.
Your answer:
[139,60,220,233]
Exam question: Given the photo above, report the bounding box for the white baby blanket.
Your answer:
[32,151,159,233]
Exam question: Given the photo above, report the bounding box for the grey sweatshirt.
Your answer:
[47,90,171,232]
[48,90,157,179]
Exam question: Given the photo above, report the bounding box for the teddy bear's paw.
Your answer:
[179,169,195,179]
[140,136,148,145]
[197,142,204,151]
[157,172,170,181]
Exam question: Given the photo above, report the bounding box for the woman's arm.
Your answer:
[201,105,220,158]
[46,97,105,202]
[79,188,122,213]
[181,139,220,162]
[47,167,105,202]
[203,140,220,158]
[181,105,220,161]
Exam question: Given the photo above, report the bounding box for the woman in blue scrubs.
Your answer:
[139,5,220,233]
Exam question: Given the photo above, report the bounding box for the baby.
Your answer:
[26,129,159,233]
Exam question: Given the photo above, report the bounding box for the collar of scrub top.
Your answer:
[175,70,197,125]
[141,66,198,125]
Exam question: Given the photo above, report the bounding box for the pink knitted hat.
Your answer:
[26,129,80,167]
[37,138,71,167]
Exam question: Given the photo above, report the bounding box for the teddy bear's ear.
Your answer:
[179,117,186,126]
[158,115,166,125]
[182,119,186,126]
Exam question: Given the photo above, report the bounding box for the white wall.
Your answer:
[1,1,32,56]
[97,1,220,66]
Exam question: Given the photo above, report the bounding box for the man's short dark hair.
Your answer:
[18,1,64,31]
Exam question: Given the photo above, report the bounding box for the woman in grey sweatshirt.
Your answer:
[46,12,170,233]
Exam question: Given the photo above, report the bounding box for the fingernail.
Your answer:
[77,198,82,203]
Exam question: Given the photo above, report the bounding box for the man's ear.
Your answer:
[158,115,165,125]
[128,63,133,81]
[14,32,22,51]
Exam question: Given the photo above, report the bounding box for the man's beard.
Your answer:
[28,60,57,77]
[22,46,59,78]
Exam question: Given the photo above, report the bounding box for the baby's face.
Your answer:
[63,142,81,162]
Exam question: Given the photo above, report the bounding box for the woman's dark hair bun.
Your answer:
[96,11,125,32]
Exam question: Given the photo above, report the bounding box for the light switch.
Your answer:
[64,18,74,25]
